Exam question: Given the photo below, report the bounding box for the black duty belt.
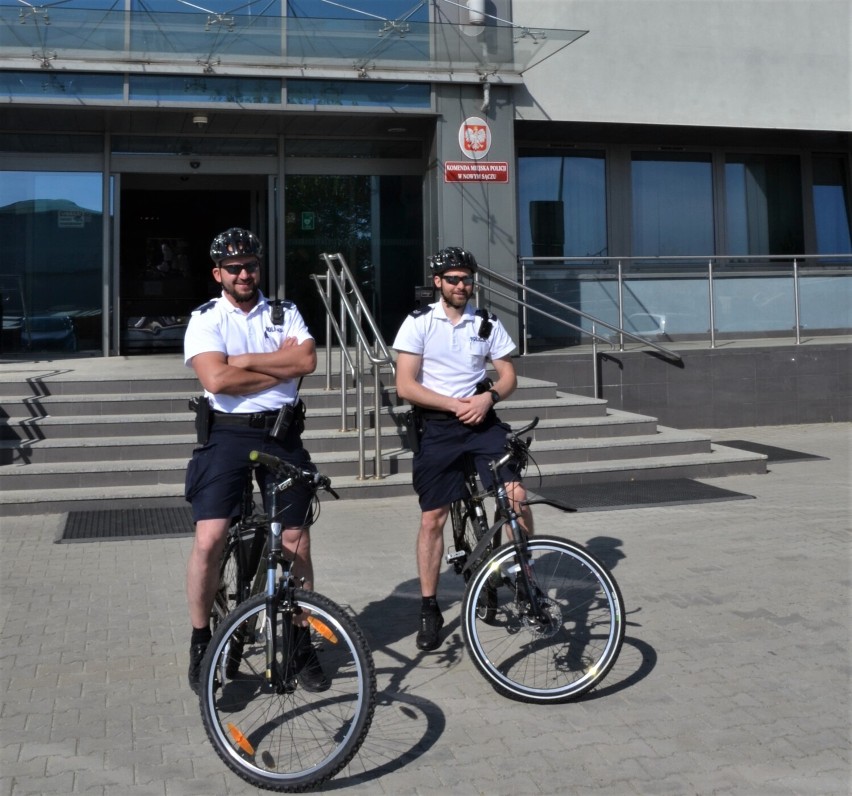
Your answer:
[418,410,457,421]
[212,410,279,429]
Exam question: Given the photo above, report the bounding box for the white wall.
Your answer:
[512,0,852,132]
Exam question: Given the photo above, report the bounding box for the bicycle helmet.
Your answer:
[429,246,478,276]
[209,227,263,264]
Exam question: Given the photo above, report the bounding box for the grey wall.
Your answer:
[432,82,522,340]
[512,0,852,133]
[514,342,852,428]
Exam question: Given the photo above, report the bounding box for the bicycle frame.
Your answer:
[458,420,555,626]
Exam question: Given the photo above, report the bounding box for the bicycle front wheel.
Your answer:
[199,590,376,792]
[461,535,625,703]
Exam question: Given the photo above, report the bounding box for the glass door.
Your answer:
[283,174,423,344]
[118,175,266,353]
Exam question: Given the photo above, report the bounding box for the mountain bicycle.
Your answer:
[447,418,625,703]
[198,451,377,792]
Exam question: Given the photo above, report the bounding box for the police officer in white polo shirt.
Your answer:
[392,247,534,651]
[183,227,326,693]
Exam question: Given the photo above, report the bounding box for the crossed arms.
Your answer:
[191,337,317,396]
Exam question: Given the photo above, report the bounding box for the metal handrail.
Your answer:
[517,253,852,351]
[311,252,395,480]
[476,264,683,362]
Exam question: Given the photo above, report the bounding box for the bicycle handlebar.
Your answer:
[509,417,539,440]
[248,450,340,499]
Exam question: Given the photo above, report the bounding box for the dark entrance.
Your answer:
[118,178,262,353]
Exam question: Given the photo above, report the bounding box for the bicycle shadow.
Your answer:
[325,575,464,789]
[328,535,654,787]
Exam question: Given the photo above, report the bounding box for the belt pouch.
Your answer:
[269,403,295,441]
[189,396,212,445]
[402,409,423,454]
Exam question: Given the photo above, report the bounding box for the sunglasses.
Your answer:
[219,261,260,275]
[441,274,474,286]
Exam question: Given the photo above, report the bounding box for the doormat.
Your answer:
[527,478,753,513]
[715,440,828,463]
[58,506,194,543]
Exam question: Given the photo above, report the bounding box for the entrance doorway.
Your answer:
[284,175,423,343]
[118,175,266,353]
[117,172,423,353]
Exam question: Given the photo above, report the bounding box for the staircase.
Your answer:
[0,354,766,517]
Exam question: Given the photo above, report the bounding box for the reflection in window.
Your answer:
[0,71,124,100]
[725,154,803,256]
[0,171,103,353]
[812,155,852,254]
[632,153,714,257]
[287,79,429,107]
[518,151,607,257]
[129,74,281,104]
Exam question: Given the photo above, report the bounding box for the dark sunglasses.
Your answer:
[219,261,260,275]
[442,274,474,286]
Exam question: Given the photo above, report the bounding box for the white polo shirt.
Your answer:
[184,291,313,413]
[392,301,516,399]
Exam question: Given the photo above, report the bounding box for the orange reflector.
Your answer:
[227,723,255,756]
[307,616,338,644]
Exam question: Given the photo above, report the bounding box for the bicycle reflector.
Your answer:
[227,723,255,756]
[307,616,339,644]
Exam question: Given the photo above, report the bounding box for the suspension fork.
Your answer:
[263,479,297,690]
[491,466,549,624]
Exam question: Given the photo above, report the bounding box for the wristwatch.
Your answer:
[488,388,500,405]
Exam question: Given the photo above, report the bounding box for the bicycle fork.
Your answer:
[492,477,552,628]
[262,482,299,693]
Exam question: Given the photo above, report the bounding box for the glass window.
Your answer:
[0,71,124,101]
[287,79,429,108]
[129,74,281,104]
[0,171,104,353]
[812,155,852,255]
[632,152,714,257]
[725,154,804,256]
[518,151,607,258]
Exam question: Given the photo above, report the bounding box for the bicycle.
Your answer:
[198,451,377,792]
[446,417,626,703]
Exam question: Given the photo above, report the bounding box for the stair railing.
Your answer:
[475,264,682,398]
[310,253,395,480]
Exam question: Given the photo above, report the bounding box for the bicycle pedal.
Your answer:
[446,549,467,564]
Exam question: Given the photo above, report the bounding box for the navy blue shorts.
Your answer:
[184,422,315,527]
[412,414,522,512]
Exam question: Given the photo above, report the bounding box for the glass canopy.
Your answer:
[0,1,586,82]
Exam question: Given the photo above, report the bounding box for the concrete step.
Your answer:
[0,392,607,441]
[0,429,752,493]
[1,410,661,465]
[0,444,766,516]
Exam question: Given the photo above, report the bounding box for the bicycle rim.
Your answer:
[199,591,376,791]
[461,536,625,703]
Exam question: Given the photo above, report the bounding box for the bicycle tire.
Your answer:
[461,535,625,703]
[450,499,499,622]
[199,590,376,792]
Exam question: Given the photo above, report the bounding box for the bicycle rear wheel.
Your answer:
[461,535,624,703]
[199,590,376,792]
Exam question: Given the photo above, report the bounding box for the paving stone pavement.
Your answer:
[1,423,850,796]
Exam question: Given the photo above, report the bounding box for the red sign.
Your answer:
[444,161,509,183]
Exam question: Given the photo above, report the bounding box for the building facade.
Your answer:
[1,0,849,357]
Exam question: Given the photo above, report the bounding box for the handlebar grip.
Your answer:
[249,449,283,470]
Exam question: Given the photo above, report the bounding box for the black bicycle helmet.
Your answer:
[429,246,478,276]
[209,227,263,263]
